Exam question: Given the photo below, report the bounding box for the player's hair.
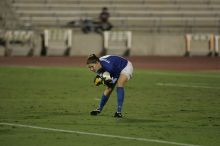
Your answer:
[86,54,100,64]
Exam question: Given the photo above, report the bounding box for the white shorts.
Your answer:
[121,61,133,80]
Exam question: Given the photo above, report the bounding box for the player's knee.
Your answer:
[104,87,113,96]
[117,81,125,87]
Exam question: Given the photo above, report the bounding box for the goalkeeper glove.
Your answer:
[94,74,115,87]
[94,75,103,86]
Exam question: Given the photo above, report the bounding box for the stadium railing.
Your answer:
[4,30,35,56]
[214,34,219,56]
[103,31,132,56]
[43,28,72,56]
[184,33,218,57]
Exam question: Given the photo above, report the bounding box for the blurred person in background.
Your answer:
[96,7,113,33]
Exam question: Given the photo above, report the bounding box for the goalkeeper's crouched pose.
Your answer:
[86,54,133,118]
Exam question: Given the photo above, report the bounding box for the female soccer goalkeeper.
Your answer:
[86,54,133,118]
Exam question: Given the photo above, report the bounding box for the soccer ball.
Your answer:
[102,71,112,80]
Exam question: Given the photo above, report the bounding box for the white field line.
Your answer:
[145,71,220,79]
[0,122,202,146]
[157,83,220,89]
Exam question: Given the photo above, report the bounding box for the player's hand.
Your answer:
[94,75,103,86]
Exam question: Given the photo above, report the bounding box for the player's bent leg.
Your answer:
[91,87,113,116]
[99,87,113,111]
[116,87,124,114]
[114,74,129,118]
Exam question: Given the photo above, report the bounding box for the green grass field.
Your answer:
[0,66,219,146]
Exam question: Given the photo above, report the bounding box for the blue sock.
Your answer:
[117,87,124,113]
[98,94,109,111]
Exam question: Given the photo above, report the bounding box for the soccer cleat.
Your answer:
[114,112,122,118]
[90,109,101,116]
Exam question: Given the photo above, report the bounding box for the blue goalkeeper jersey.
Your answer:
[98,55,128,79]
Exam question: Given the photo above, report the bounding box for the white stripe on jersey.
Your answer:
[99,55,111,63]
